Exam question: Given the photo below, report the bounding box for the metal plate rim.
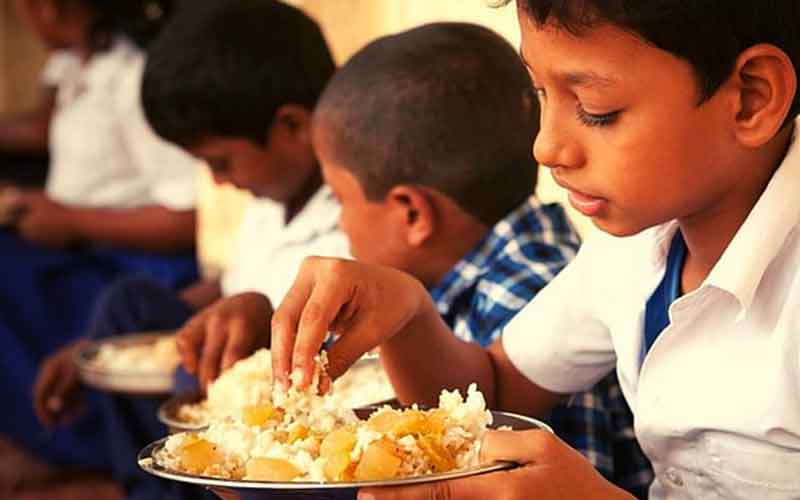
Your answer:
[74,331,177,394]
[139,410,552,490]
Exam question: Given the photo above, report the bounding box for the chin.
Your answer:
[591,217,649,238]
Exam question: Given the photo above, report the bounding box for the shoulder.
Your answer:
[41,50,82,88]
[86,38,146,107]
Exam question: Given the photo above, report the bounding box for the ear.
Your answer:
[729,44,797,147]
[275,104,312,134]
[267,104,313,145]
[385,185,436,247]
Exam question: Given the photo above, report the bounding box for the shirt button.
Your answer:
[665,468,684,487]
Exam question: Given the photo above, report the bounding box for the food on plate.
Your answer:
[89,334,179,374]
[174,349,395,427]
[156,355,490,482]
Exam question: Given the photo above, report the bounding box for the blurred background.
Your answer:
[0,0,592,275]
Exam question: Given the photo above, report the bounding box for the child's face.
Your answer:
[315,134,414,270]
[189,135,315,203]
[519,16,742,236]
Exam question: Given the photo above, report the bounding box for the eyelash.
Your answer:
[530,84,622,128]
[576,107,621,127]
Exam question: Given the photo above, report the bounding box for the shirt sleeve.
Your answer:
[115,55,198,210]
[502,231,618,394]
[40,51,81,88]
[262,230,352,306]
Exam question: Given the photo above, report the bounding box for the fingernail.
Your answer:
[358,492,375,500]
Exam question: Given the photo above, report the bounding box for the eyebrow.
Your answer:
[518,47,619,89]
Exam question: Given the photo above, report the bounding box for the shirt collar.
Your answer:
[705,123,800,313]
[430,195,576,314]
[277,184,341,246]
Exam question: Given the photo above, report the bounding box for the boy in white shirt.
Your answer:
[1,1,198,497]
[32,2,348,499]
[269,1,800,499]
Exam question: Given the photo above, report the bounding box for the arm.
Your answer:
[14,190,196,252]
[177,292,273,388]
[0,89,55,155]
[179,278,223,311]
[377,305,564,415]
[271,257,564,416]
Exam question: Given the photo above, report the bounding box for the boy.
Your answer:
[312,21,651,497]
[271,1,800,499]
[32,1,348,499]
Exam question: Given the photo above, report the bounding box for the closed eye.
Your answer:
[576,107,621,127]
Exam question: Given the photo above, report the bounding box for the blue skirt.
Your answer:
[0,228,197,469]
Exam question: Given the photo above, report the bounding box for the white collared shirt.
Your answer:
[222,186,351,305]
[45,39,197,210]
[503,125,800,499]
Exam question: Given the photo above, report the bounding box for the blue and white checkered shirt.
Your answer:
[430,196,653,499]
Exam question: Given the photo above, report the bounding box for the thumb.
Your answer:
[480,429,554,465]
[358,470,515,500]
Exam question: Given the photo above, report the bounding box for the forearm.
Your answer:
[64,205,196,252]
[179,279,222,310]
[382,306,565,415]
[380,302,497,407]
[488,340,566,417]
[0,113,50,154]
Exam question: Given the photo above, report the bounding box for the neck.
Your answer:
[284,167,322,224]
[418,203,490,288]
[679,124,794,293]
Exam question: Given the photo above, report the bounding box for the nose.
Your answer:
[533,107,583,171]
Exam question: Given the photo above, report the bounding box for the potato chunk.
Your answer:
[242,404,276,427]
[245,457,302,481]
[320,427,357,457]
[354,439,402,481]
[368,409,446,436]
[417,434,455,473]
[323,451,352,481]
[177,438,220,474]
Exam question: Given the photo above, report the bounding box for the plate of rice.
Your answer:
[140,355,551,499]
[75,331,179,395]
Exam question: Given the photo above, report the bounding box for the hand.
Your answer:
[14,190,79,248]
[358,430,636,500]
[32,341,86,428]
[270,256,429,389]
[177,291,273,388]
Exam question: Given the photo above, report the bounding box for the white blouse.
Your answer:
[45,39,197,210]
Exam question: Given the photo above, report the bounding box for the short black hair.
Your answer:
[59,0,175,49]
[508,0,800,128]
[315,22,539,227]
[142,0,335,148]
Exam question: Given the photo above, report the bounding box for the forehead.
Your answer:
[517,17,678,87]
[188,136,249,157]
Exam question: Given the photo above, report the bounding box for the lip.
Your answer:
[567,189,608,217]
[551,174,608,217]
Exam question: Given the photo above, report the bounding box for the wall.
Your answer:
[0,0,48,114]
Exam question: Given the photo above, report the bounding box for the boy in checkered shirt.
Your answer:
[310,22,652,498]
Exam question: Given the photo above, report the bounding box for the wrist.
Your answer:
[388,279,440,345]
